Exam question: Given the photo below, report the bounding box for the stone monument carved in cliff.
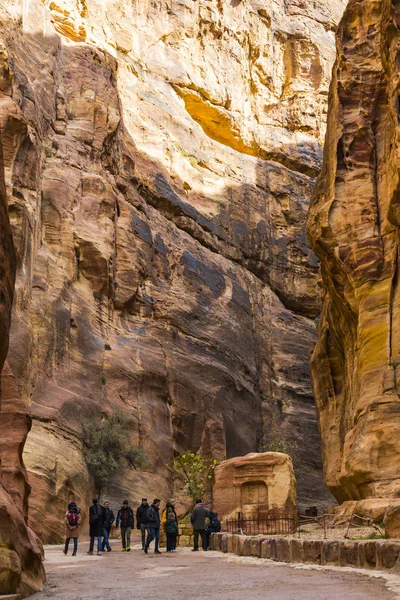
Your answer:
[212,452,297,522]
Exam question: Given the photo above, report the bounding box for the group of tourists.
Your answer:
[63,497,221,556]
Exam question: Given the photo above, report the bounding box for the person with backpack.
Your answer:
[165,499,178,553]
[136,497,149,550]
[205,511,221,549]
[116,499,134,552]
[144,498,161,554]
[63,502,81,556]
[101,500,115,552]
[88,498,104,556]
[190,499,209,551]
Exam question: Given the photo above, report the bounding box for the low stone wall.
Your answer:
[210,533,400,573]
[159,522,194,548]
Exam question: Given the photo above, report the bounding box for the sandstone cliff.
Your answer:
[0,0,345,542]
[308,0,400,503]
[0,77,43,593]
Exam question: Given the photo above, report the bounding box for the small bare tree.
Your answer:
[173,451,218,505]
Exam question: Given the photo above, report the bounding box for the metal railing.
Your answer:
[223,511,385,540]
[224,515,297,536]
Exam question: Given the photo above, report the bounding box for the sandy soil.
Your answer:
[30,536,398,600]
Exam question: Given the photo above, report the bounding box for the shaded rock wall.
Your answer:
[0,65,43,593]
[308,0,400,502]
[0,0,345,541]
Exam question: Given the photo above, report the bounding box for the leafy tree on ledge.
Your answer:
[83,411,146,499]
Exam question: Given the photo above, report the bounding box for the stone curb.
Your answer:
[210,533,400,573]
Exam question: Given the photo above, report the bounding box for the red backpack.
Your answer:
[68,511,79,527]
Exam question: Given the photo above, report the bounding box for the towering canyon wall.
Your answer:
[308,0,400,503]
[0,58,43,595]
[0,0,345,542]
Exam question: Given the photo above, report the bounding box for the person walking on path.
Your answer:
[136,497,149,550]
[116,500,134,552]
[88,499,104,556]
[165,499,178,553]
[63,502,81,556]
[191,499,208,551]
[144,498,161,554]
[205,511,221,550]
[101,500,115,552]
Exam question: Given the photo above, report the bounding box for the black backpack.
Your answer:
[90,504,101,525]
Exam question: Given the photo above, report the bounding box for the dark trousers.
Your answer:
[121,526,131,549]
[193,529,207,551]
[102,527,111,550]
[140,523,148,549]
[65,537,78,553]
[146,527,160,551]
[166,532,177,551]
[89,535,102,552]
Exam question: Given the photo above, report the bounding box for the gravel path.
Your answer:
[32,537,398,600]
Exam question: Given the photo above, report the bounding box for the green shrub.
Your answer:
[83,411,146,498]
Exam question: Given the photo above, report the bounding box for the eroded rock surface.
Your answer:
[308,0,400,503]
[0,0,345,541]
[0,86,43,593]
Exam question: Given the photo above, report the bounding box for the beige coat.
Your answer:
[65,511,81,539]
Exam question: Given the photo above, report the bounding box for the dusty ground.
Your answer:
[31,536,398,600]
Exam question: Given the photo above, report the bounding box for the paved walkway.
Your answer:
[32,538,398,599]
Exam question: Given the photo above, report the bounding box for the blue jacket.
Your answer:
[207,511,221,533]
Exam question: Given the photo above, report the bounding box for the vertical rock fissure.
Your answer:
[389,239,399,388]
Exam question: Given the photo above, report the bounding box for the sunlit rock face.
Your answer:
[308,0,400,503]
[0,0,345,541]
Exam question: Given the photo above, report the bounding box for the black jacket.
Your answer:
[207,511,221,533]
[103,508,115,530]
[191,504,208,529]
[116,506,134,528]
[136,503,149,528]
[89,503,104,537]
[146,504,161,529]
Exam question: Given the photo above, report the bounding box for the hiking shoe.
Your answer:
[87,551,93,555]
[144,546,148,554]
[72,551,77,556]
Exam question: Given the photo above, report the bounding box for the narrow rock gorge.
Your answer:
[0,0,347,563]
[308,0,400,503]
